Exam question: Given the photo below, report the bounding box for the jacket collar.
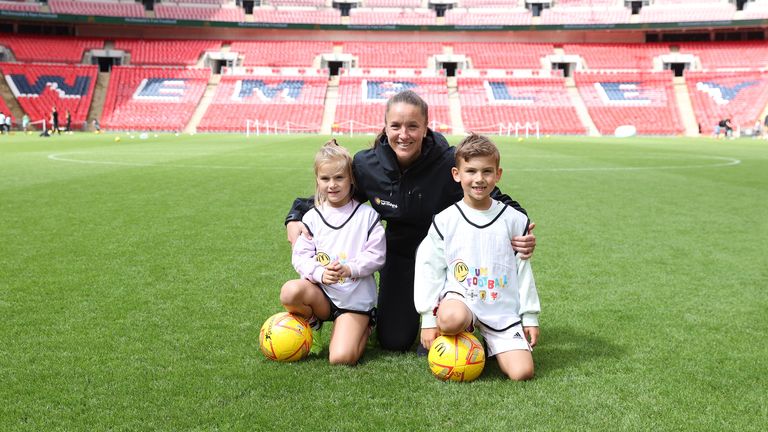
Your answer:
[375,129,445,177]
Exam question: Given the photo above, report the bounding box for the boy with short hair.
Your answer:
[414,133,540,381]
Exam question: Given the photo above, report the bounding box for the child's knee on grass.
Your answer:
[436,300,472,334]
[279,280,304,306]
[496,350,534,381]
[328,313,369,365]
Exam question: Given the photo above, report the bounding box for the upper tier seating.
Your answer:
[115,39,223,66]
[460,0,525,6]
[742,0,768,19]
[0,36,103,63]
[342,41,444,68]
[267,0,325,5]
[551,0,618,5]
[230,40,334,67]
[154,4,246,21]
[250,6,342,24]
[637,3,735,22]
[539,6,631,24]
[458,77,586,135]
[48,0,145,18]
[349,8,437,25]
[197,75,328,132]
[562,43,671,70]
[686,71,768,132]
[677,42,768,69]
[453,43,553,69]
[0,62,98,129]
[0,1,40,11]
[100,66,210,131]
[364,0,422,7]
[334,76,451,133]
[574,71,684,135]
[444,7,532,25]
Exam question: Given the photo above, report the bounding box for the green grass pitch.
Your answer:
[1,132,766,430]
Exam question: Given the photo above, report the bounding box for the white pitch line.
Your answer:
[515,155,741,172]
[48,152,741,172]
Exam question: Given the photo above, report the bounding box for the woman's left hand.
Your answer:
[511,222,536,259]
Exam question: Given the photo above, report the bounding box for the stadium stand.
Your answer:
[100,66,211,131]
[574,71,684,135]
[0,36,104,63]
[444,7,532,25]
[453,42,553,69]
[742,0,768,19]
[677,41,768,70]
[197,74,328,132]
[249,6,342,24]
[539,6,632,25]
[0,95,12,124]
[114,39,223,66]
[0,63,98,129]
[349,8,437,25]
[334,75,451,133]
[636,3,735,23]
[342,41,444,68]
[562,43,671,70]
[364,0,422,7]
[154,3,247,21]
[458,76,586,135]
[686,71,768,133]
[230,40,334,67]
[551,0,618,5]
[48,0,146,18]
[0,1,40,12]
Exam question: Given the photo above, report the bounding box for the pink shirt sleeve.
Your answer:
[291,235,324,283]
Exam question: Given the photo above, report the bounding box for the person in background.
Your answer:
[52,107,60,135]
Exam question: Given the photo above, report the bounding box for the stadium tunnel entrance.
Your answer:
[87,50,125,72]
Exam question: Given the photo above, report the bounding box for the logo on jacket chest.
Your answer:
[374,197,398,209]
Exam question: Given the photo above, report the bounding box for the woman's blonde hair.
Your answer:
[313,139,355,207]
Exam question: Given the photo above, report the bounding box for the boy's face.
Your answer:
[451,155,502,210]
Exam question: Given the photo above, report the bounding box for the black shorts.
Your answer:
[319,287,377,327]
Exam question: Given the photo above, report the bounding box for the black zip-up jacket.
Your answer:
[285,130,526,258]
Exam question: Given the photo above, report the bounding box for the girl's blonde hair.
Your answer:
[314,139,355,207]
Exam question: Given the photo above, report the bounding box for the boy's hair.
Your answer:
[455,133,500,167]
[314,139,354,207]
[375,90,429,145]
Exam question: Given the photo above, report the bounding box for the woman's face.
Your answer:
[385,102,427,169]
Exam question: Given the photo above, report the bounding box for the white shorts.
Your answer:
[442,292,532,357]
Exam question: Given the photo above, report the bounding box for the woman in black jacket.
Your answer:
[286,90,536,352]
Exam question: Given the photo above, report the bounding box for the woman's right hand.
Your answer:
[286,221,310,246]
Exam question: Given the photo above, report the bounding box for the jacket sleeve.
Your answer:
[347,216,386,279]
[413,223,446,329]
[491,188,527,216]
[284,197,314,225]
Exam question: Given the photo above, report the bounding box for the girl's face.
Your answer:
[316,161,353,208]
[385,102,427,169]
